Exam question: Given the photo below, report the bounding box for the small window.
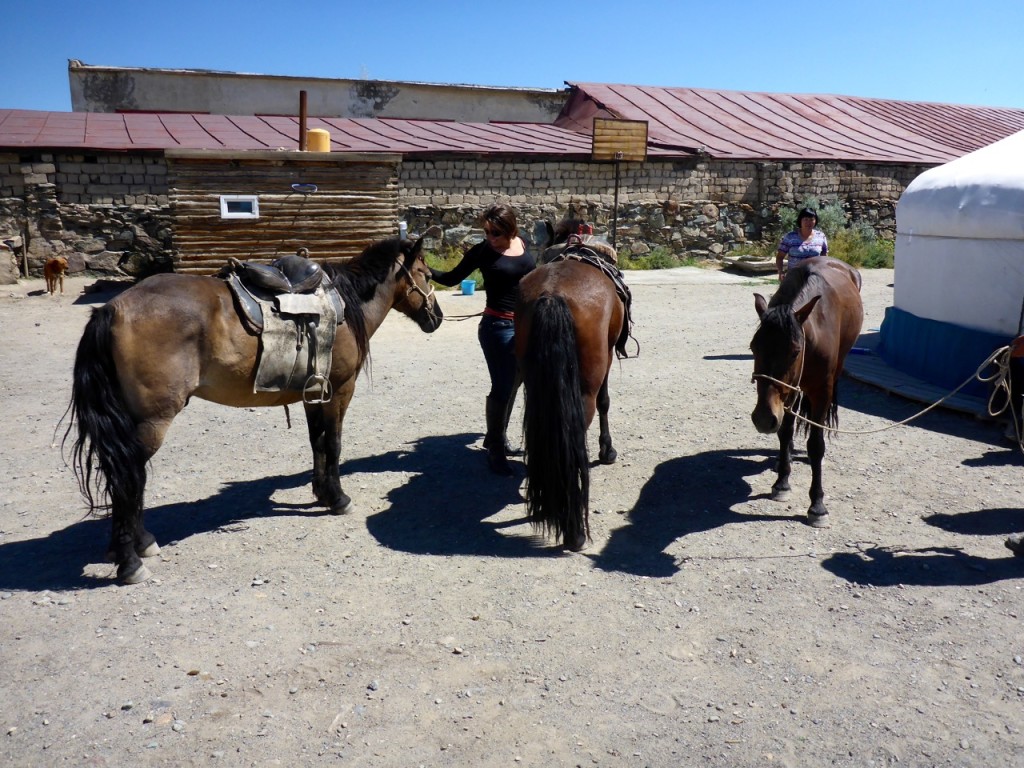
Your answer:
[219,195,260,219]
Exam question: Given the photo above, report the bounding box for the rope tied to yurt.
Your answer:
[785,344,1017,436]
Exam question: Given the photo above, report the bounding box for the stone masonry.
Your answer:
[0,149,930,283]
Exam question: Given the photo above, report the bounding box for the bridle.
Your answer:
[395,256,441,322]
[751,333,806,415]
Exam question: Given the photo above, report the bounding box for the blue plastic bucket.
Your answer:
[461,279,476,295]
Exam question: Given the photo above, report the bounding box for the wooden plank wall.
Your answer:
[168,155,399,274]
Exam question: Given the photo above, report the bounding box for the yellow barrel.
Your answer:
[306,128,330,152]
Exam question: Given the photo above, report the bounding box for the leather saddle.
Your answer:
[228,254,324,295]
[219,252,343,335]
[555,239,640,360]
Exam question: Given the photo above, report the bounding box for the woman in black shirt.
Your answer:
[430,204,536,474]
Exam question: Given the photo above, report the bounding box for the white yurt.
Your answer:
[877,129,1024,397]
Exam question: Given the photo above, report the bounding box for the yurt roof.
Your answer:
[896,129,1024,241]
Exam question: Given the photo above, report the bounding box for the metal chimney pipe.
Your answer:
[299,90,308,151]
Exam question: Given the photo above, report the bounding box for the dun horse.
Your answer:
[515,246,633,551]
[750,256,863,527]
[66,236,441,583]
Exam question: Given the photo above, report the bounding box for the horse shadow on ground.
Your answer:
[588,448,799,578]
[0,470,319,592]
[0,432,551,592]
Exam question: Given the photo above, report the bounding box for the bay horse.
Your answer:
[515,248,634,551]
[750,256,863,527]
[65,236,441,583]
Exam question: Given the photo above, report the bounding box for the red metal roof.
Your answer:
[5,83,1023,165]
[558,83,1024,163]
[0,109,615,157]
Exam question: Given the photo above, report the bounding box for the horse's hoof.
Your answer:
[1005,533,1024,557]
[120,564,151,584]
[139,541,160,558]
[807,512,830,528]
[600,448,618,465]
[330,499,354,515]
[566,532,588,552]
[770,488,790,502]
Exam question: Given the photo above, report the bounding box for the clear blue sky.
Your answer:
[4,0,1022,112]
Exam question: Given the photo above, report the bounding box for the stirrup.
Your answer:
[303,373,333,404]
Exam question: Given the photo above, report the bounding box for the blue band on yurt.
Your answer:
[877,306,1012,399]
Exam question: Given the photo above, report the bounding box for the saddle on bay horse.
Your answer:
[554,235,639,359]
[218,250,346,401]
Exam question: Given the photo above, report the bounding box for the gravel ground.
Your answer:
[1,267,1023,767]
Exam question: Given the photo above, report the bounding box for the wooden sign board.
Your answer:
[591,118,648,163]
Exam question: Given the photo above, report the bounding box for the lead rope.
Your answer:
[758,344,1016,436]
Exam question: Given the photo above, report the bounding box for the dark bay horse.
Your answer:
[66,236,441,583]
[515,254,632,551]
[750,256,863,527]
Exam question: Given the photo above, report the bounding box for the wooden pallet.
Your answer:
[842,342,990,419]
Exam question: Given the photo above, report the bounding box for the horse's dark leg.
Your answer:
[109,505,159,564]
[107,482,149,584]
[596,374,617,465]
[305,386,355,514]
[307,404,330,503]
[805,424,829,526]
[771,412,796,501]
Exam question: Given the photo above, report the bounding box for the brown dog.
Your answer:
[44,257,68,295]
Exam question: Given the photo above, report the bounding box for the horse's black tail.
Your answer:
[64,304,147,517]
[522,294,590,548]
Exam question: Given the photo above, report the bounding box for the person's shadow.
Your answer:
[588,447,798,577]
[820,542,1022,587]
[354,433,562,558]
[820,500,1023,586]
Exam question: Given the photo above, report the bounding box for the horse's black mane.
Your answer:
[770,265,825,308]
[323,236,412,367]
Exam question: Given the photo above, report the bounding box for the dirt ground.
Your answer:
[1,266,1023,768]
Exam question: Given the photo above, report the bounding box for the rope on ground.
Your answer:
[787,345,1014,435]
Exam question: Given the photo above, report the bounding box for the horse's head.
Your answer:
[392,235,443,332]
[749,293,821,433]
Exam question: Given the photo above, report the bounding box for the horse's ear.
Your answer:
[545,220,555,247]
[754,293,768,318]
[409,236,425,259]
[794,294,822,324]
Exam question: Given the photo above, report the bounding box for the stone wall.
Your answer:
[0,150,931,284]
[399,157,929,259]
[0,152,173,280]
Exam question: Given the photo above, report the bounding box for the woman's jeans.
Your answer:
[478,314,517,404]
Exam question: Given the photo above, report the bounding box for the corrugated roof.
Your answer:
[5,83,1024,165]
[558,83,1024,163]
[0,109,620,157]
